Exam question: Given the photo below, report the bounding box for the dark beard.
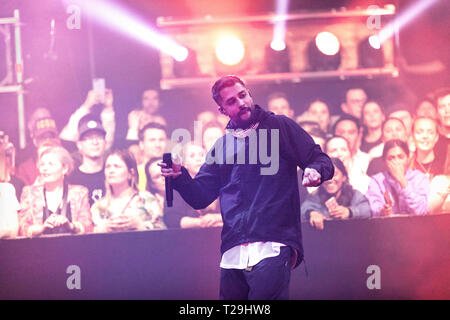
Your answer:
[233,107,256,129]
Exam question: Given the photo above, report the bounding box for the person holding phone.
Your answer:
[60,85,116,151]
[301,157,370,230]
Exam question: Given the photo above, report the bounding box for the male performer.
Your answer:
[160,75,334,299]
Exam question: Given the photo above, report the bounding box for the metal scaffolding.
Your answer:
[0,9,26,149]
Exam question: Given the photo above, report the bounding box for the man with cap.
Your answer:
[16,116,61,186]
[67,114,107,206]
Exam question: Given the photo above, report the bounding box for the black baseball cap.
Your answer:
[78,114,106,140]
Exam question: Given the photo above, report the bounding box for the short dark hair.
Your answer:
[138,122,167,141]
[386,103,413,118]
[382,117,406,132]
[330,157,348,178]
[324,135,350,153]
[382,139,409,160]
[332,113,361,134]
[308,127,327,140]
[212,75,246,107]
[362,100,384,115]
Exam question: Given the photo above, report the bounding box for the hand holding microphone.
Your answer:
[159,153,182,207]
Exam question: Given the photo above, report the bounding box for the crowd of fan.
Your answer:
[0,84,449,238]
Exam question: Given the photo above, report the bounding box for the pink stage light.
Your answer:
[215,35,245,66]
[315,32,340,56]
[377,0,439,44]
[270,0,289,52]
[65,0,188,61]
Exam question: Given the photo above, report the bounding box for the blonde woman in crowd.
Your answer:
[18,146,92,237]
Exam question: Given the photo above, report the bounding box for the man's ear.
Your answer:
[341,103,348,114]
[218,106,226,116]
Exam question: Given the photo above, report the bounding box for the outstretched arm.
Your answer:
[159,160,221,210]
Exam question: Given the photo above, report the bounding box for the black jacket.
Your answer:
[173,106,334,267]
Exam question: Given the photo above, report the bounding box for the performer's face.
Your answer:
[219,82,255,127]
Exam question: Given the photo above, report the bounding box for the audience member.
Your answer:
[91,149,164,233]
[197,110,228,129]
[134,122,168,191]
[202,121,225,152]
[415,96,438,120]
[126,89,167,141]
[18,146,92,237]
[386,103,415,152]
[332,115,370,189]
[26,108,52,138]
[60,89,115,150]
[429,175,450,214]
[297,121,321,133]
[1,135,21,238]
[433,88,450,171]
[410,117,445,179]
[0,131,24,199]
[163,142,222,228]
[296,100,331,133]
[0,182,20,238]
[67,115,107,206]
[267,92,295,118]
[145,157,166,210]
[366,117,412,176]
[16,116,61,186]
[308,127,327,150]
[368,117,409,159]
[340,87,368,119]
[324,136,370,194]
[301,158,370,230]
[361,101,385,153]
[366,139,430,217]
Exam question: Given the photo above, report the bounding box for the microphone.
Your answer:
[162,153,173,207]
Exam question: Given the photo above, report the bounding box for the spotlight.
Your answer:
[215,36,245,66]
[358,36,384,68]
[265,43,290,73]
[368,35,381,49]
[307,32,341,71]
[214,35,247,74]
[173,47,200,78]
[270,39,286,51]
[315,32,340,56]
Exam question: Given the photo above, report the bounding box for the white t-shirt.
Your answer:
[220,242,286,270]
[0,183,20,238]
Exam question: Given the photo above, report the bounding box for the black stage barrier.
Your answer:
[1,214,450,299]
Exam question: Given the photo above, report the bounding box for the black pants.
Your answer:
[219,246,292,300]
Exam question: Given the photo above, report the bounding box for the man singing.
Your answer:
[160,75,334,299]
